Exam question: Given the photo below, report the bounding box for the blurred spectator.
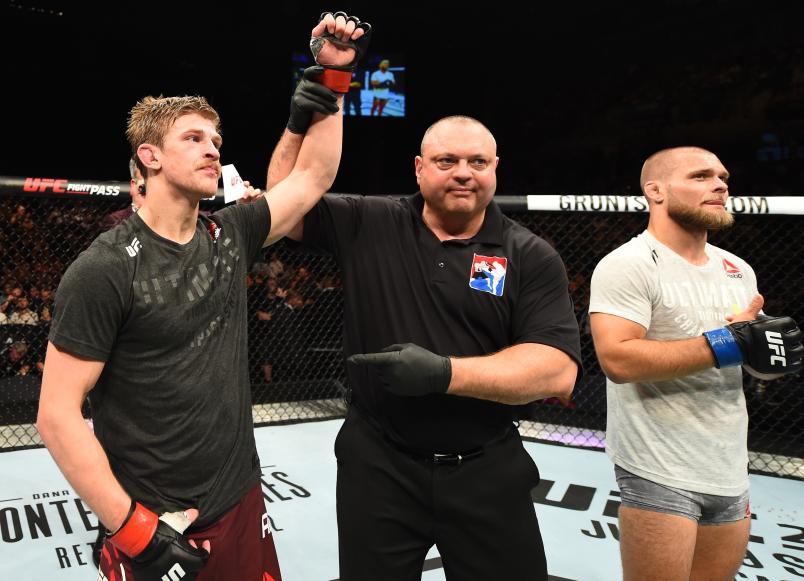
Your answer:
[265,277,287,305]
[268,251,285,280]
[316,273,341,296]
[251,259,271,279]
[8,295,39,325]
[39,288,55,324]
[0,286,23,318]
[28,285,43,313]
[9,203,35,230]
[283,289,307,311]
[289,265,317,302]
[2,340,33,377]
[0,282,14,305]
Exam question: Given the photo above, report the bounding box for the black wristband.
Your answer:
[107,498,136,537]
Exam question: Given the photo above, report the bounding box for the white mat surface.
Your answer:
[1,419,801,580]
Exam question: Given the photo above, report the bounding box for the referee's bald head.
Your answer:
[420,116,497,156]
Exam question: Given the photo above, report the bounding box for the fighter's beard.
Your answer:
[668,198,735,231]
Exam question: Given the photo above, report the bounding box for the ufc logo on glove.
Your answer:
[765,330,787,366]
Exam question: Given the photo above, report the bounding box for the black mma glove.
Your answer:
[347,343,452,397]
[109,501,208,581]
[310,11,372,93]
[703,315,803,376]
[287,66,340,134]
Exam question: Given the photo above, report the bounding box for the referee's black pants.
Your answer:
[335,407,548,581]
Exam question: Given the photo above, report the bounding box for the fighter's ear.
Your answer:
[137,144,160,172]
[643,181,663,204]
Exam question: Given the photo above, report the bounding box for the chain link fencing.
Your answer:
[1,190,801,478]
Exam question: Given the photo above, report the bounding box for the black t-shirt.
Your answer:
[302,193,581,452]
[49,197,270,527]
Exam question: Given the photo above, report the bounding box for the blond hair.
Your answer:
[126,95,220,174]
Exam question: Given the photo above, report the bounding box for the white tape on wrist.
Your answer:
[158,510,192,534]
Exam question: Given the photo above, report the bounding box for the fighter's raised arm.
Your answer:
[264,11,371,244]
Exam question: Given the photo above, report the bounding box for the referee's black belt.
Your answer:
[394,428,515,465]
[406,446,485,465]
[351,403,513,466]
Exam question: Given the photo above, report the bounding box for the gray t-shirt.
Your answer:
[589,230,757,496]
[50,198,271,527]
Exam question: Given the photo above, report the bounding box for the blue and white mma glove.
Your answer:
[704,315,803,379]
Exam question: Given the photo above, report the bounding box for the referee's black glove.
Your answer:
[287,66,340,134]
[347,343,452,397]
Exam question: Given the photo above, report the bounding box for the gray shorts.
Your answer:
[614,465,750,525]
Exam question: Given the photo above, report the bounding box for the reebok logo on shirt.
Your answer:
[722,258,742,279]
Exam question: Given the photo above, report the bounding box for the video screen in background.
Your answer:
[291,52,405,118]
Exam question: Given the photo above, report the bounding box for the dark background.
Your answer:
[2,0,802,196]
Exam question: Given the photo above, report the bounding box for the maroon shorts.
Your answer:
[99,482,282,581]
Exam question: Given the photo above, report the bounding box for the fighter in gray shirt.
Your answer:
[589,147,802,581]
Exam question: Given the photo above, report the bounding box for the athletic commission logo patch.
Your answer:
[469,254,507,297]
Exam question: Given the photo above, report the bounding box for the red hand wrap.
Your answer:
[109,501,158,557]
[316,69,351,93]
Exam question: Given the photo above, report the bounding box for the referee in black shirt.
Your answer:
[267,114,582,580]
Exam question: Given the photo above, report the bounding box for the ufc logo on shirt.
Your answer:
[766,330,787,367]
[125,236,142,257]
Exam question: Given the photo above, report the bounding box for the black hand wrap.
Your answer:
[131,519,209,581]
[309,11,372,92]
[287,65,339,134]
[347,343,452,397]
[704,315,803,375]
